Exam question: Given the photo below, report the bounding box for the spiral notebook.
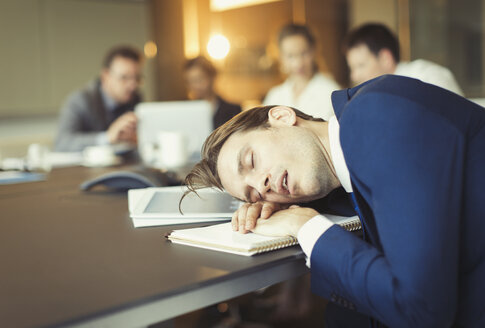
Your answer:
[166,215,361,256]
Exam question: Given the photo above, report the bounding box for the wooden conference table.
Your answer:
[0,165,308,328]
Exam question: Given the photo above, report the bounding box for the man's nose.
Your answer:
[293,56,303,68]
[246,172,271,197]
[127,79,139,89]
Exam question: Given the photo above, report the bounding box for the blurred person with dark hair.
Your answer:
[55,45,143,152]
[184,56,241,130]
[343,23,463,95]
[264,23,340,120]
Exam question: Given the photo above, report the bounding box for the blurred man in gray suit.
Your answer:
[54,46,143,152]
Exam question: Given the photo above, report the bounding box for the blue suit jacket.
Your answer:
[310,75,485,327]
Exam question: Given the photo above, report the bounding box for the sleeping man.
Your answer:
[182,75,485,327]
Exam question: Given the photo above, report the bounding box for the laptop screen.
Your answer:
[135,100,213,167]
[144,189,241,214]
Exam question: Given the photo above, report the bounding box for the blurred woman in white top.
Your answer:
[263,24,340,120]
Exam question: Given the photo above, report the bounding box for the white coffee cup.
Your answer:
[82,145,119,167]
[139,142,157,166]
[156,131,188,168]
[26,143,51,172]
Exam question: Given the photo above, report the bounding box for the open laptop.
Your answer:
[135,100,213,166]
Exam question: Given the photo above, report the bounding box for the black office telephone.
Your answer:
[80,168,180,191]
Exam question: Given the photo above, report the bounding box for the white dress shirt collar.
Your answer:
[328,116,353,193]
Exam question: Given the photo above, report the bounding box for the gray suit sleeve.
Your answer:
[54,91,106,152]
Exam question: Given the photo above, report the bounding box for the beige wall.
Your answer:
[348,0,398,30]
[0,0,155,118]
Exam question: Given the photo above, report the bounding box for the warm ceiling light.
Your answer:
[144,41,158,58]
[207,34,230,60]
[211,0,281,11]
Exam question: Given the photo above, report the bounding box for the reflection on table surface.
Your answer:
[0,165,307,328]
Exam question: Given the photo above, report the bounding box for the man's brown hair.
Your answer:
[102,45,142,69]
[278,23,316,48]
[181,106,324,205]
[184,55,217,79]
[342,23,400,62]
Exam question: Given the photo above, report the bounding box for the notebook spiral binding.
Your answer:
[250,236,299,254]
[341,220,362,232]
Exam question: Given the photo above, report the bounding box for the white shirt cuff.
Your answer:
[297,214,335,267]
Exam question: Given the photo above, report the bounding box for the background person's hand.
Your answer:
[232,201,290,233]
[251,205,319,237]
[107,112,138,144]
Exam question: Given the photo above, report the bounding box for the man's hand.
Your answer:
[107,112,137,144]
[251,205,319,237]
[232,201,289,233]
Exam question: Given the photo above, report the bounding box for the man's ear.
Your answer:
[100,68,110,84]
[377,49,396,73]
[268,106,297,127]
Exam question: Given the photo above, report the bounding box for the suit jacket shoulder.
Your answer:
[54,79,109,151]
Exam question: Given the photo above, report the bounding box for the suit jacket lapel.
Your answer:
[333,80,385,250]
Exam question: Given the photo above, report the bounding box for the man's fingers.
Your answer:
[260,202,279,219]
[252,206,319,237]
[251,219,283,237]
[124,116,137,127]
[231,211,239,231]
[120,125,136,137]
[245,203,263,230]
[236,204,249,233]
[119,118,137,131]
[120,111,137,122]
[108,113,138,144]
[111,116,138,143]
[232,201,288,234]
